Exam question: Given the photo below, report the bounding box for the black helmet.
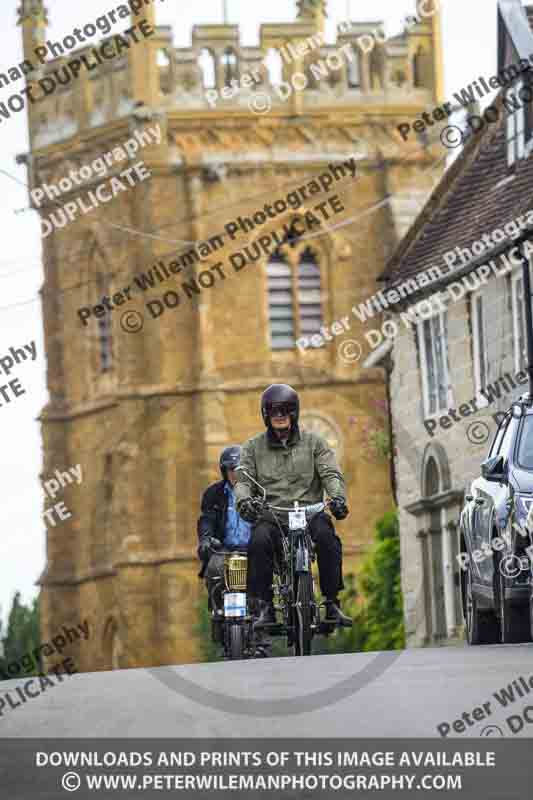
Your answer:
[219,445,241,479]
[261,384,299,428]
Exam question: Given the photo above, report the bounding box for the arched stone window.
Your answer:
[298,247,323,340]
[413,46,431,89]
[424,456,440,497]
[199,48,216,89]
[103,618,122,670]
[157,48,172,95]
[346,46,361,88]
[266,249,294,349]
[222,47,239,87]
[266,246,323,350]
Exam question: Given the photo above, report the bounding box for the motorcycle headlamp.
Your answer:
[224,554,248,592]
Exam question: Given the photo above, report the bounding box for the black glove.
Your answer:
[329,497,349,520]
[238,497,263,523]
[198,536,222,561]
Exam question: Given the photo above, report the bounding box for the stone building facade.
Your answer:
[18,0,444,670]
[378,0,533,648]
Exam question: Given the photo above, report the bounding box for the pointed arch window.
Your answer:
[266,250,294,349]
[413,46,431,89]
[266,247,323,350]
[298,247,323,339]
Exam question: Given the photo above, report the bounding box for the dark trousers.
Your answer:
[246,512,344,603]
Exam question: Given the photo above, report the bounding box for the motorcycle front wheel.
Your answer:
[294,572,313,656]
[228,623,245,660]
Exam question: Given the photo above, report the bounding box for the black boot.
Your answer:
[254,599,276,629]
[248,597,273,657]
[325,598,352,628]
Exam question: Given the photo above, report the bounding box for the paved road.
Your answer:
[1,644,533,738]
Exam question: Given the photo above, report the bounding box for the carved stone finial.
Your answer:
[296,0,327,23]
[17,0,48,25]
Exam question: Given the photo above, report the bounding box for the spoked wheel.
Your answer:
[464,564,499,645]
[228,624,245,660]
[294,572,313,656]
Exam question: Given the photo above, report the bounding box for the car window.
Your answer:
[499,416,518,462]
[517,416,533,469]
[489,416,509,457]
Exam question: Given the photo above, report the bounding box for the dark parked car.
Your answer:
[459,396,533,645]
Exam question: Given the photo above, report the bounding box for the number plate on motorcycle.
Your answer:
[224,592,247,618]
[289,510,306,530]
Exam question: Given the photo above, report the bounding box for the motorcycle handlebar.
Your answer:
[262,499,330,516]
[235,467,331,516]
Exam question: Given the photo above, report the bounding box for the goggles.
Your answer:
[267,402,295,418]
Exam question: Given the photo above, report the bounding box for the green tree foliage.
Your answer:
[195,598,224,663]
[323,510,405,654]
[0,593,41,679]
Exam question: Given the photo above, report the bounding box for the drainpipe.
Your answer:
[385,355,398,506]
[519,243,533,398]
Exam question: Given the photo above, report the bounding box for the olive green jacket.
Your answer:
[234,426,346,510]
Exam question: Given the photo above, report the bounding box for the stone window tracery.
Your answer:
[266,246,323,350]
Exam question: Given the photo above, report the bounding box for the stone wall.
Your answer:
[389,261,528,647]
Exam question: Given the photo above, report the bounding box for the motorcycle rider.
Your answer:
[235,384,352,629]
[197,446,252,615]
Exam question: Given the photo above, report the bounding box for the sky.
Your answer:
[0,0,500,625]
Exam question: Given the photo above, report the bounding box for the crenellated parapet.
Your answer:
[20,7,442,150]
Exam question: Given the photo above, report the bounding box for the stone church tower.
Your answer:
[19,0,444,670]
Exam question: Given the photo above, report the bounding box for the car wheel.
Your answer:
[530,581,533,641]
[464,563,499,645]
[496,556,530,644]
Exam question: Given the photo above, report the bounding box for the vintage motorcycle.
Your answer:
[208,549,255,660]
[232,467,344,656]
